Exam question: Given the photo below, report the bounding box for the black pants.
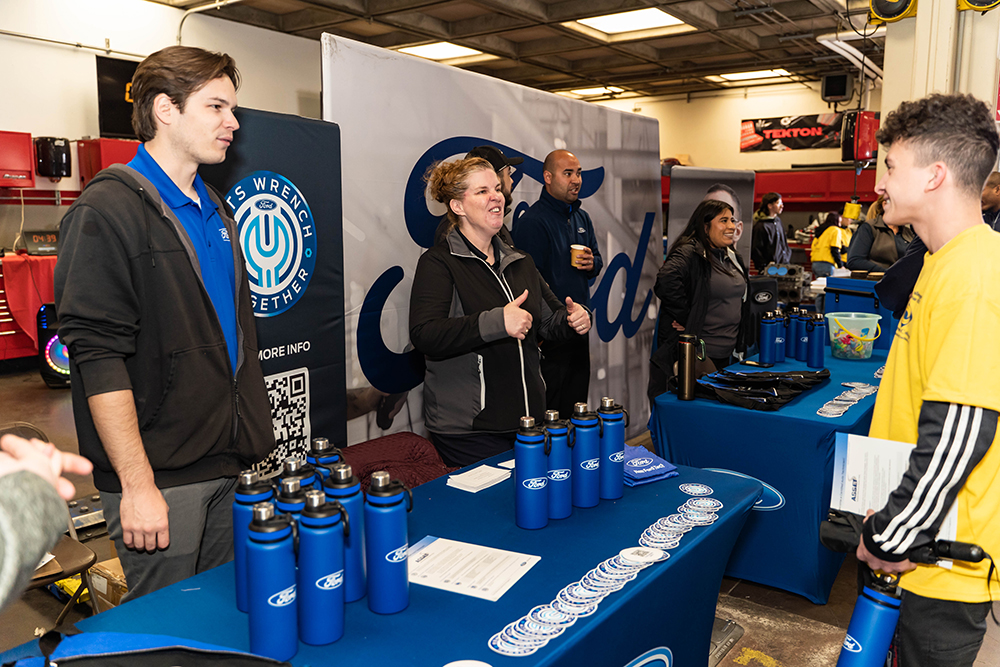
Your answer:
[429,431,515,469]
[540,332,590,420]
[896,589,992,667]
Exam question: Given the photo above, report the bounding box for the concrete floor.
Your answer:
[0,357,997,666]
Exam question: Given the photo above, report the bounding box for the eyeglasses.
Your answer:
[504,165,517,176]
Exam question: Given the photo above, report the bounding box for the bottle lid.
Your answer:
[601,397,615,409]
[573,402,588,415]
[370,471,391,491]
[238,470,258,486]
[283,457,302,474]
[679,333,697,343]
[544,409,560,423]
[332,463,354,482]
[310,437,332,453]
[281,478,301,494]
[764,311,775,319]
[252,502,275,521]
[305,489,326,509]
[520,416,536,429]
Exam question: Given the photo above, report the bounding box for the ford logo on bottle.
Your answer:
[385,545,409,563]
[523,476,548,490]
[610,451,625,463]
[548,469,571,481]
[842,634,862,653]
[581,458,600,471]
[268,584,297,608]
[628,457,652,467]
[316,571,344,590]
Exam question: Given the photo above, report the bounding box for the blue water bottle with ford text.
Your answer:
[795,308,810,361]
[759,311,777,366]
[598,397,627,500]
[836,584,901,667]
[544,410,573,520]
[515,416,550,530]
[307,437,343,483]
[323,464,366,602]
[247,502,297,661]
[363,472,413,615]
[298,490,349,645]
[570,403,600,509]
[280,456,319,493]
[233,470,274,613]
[807,313,826,369]
[276,477,307,519]
[774,309,787,362]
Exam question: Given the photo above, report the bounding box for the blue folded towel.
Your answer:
[623,445,678,486]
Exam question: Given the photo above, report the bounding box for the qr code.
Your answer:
[254,367,311,478]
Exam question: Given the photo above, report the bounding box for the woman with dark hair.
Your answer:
[648,199,752,401]
[751,192,791,271]
[409,157,591,467]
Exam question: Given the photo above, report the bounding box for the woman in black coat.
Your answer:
[648,199,752,402]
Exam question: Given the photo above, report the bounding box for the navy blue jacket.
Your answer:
[511,189,603,307]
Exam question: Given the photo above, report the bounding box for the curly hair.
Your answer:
[876,93,1000,198]
[131,46,240,143]
[425,157,494,228]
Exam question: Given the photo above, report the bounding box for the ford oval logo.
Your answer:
[316,571,343,590]
[255,199,277,211]
[624,647,673,667]
[267,584,296,607]
[755,291,773,303]
[842,634,862,653]
[385,545,409,563]
[704,468,785,511]
[610,451,625,463]
[582,458,600,471]
[548,469,571,481]
[628,457,653,467]
[523,477,548,490]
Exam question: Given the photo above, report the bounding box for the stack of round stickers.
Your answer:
[874,365,885,379]
[487,546,664,657]
[816,382,878,419]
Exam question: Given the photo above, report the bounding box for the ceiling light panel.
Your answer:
[719,69,791,81]
[398,42,482,60]
[578,8,682,34]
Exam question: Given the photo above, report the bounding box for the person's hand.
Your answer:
[565,297,591,335]
[0,434,92,501]
[504,289,533,340]
[671,321,685,332]
[120,481,170,552]
[856,509,916,575]
[574,247,595,272]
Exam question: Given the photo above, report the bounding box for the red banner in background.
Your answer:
[740,113,843,152]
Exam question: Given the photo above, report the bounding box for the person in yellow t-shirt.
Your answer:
[812,210,851,312]
[856,93,1000,667]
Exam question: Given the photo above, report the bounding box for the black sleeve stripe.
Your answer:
[874,404,981,554]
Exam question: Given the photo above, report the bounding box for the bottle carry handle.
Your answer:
[404,486,414,513]
[567,423,575,448]
[338,503,351,538]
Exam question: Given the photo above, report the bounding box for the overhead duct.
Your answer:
[815,25,885,85]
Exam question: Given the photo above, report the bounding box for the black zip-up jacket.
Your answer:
[54,165,275,492]
[410,227,576,434]
[650,240,752,395]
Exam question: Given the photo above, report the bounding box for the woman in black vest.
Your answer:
[846,195,915,272]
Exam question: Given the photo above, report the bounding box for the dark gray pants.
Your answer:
[896,589,992,667]
[101,477,237,603]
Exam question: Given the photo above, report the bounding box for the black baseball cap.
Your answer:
[466,145,523,173]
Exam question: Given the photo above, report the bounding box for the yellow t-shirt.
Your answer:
[810,226,848,264]
[869,224,1000,603]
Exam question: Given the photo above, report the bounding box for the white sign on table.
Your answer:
[408,536,540,602]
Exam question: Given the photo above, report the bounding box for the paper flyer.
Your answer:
[408,536,540,602]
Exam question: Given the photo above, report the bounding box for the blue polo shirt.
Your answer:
[129,144,238,374]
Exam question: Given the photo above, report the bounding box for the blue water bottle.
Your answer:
[544,410,573,520]
[280,456,319,493]
[298,490,349,645]
[759,311,777,366]
[598,397,627,500]
[570,403,600,509]
[515,416,550,530]
[276,477,307,518]
[233,470,274,613]
[836,584,900,667]
[364,472,413,615]
[807,314,826,369]
[307,437,343,483]
[323,464,366,603]
[247,502,297,662]
[774,309,787,362]
[795,309,810,361]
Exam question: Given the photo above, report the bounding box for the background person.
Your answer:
[980,170,1000,230]
[649,199,751,402]
[410,158,591,468]
[846,195,915,272]
[751,192,790,271]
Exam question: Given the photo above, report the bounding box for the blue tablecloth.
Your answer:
[59,461,761,667]
[650,350,887,604]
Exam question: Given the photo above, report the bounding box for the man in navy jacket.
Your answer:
[512,150,603,419]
